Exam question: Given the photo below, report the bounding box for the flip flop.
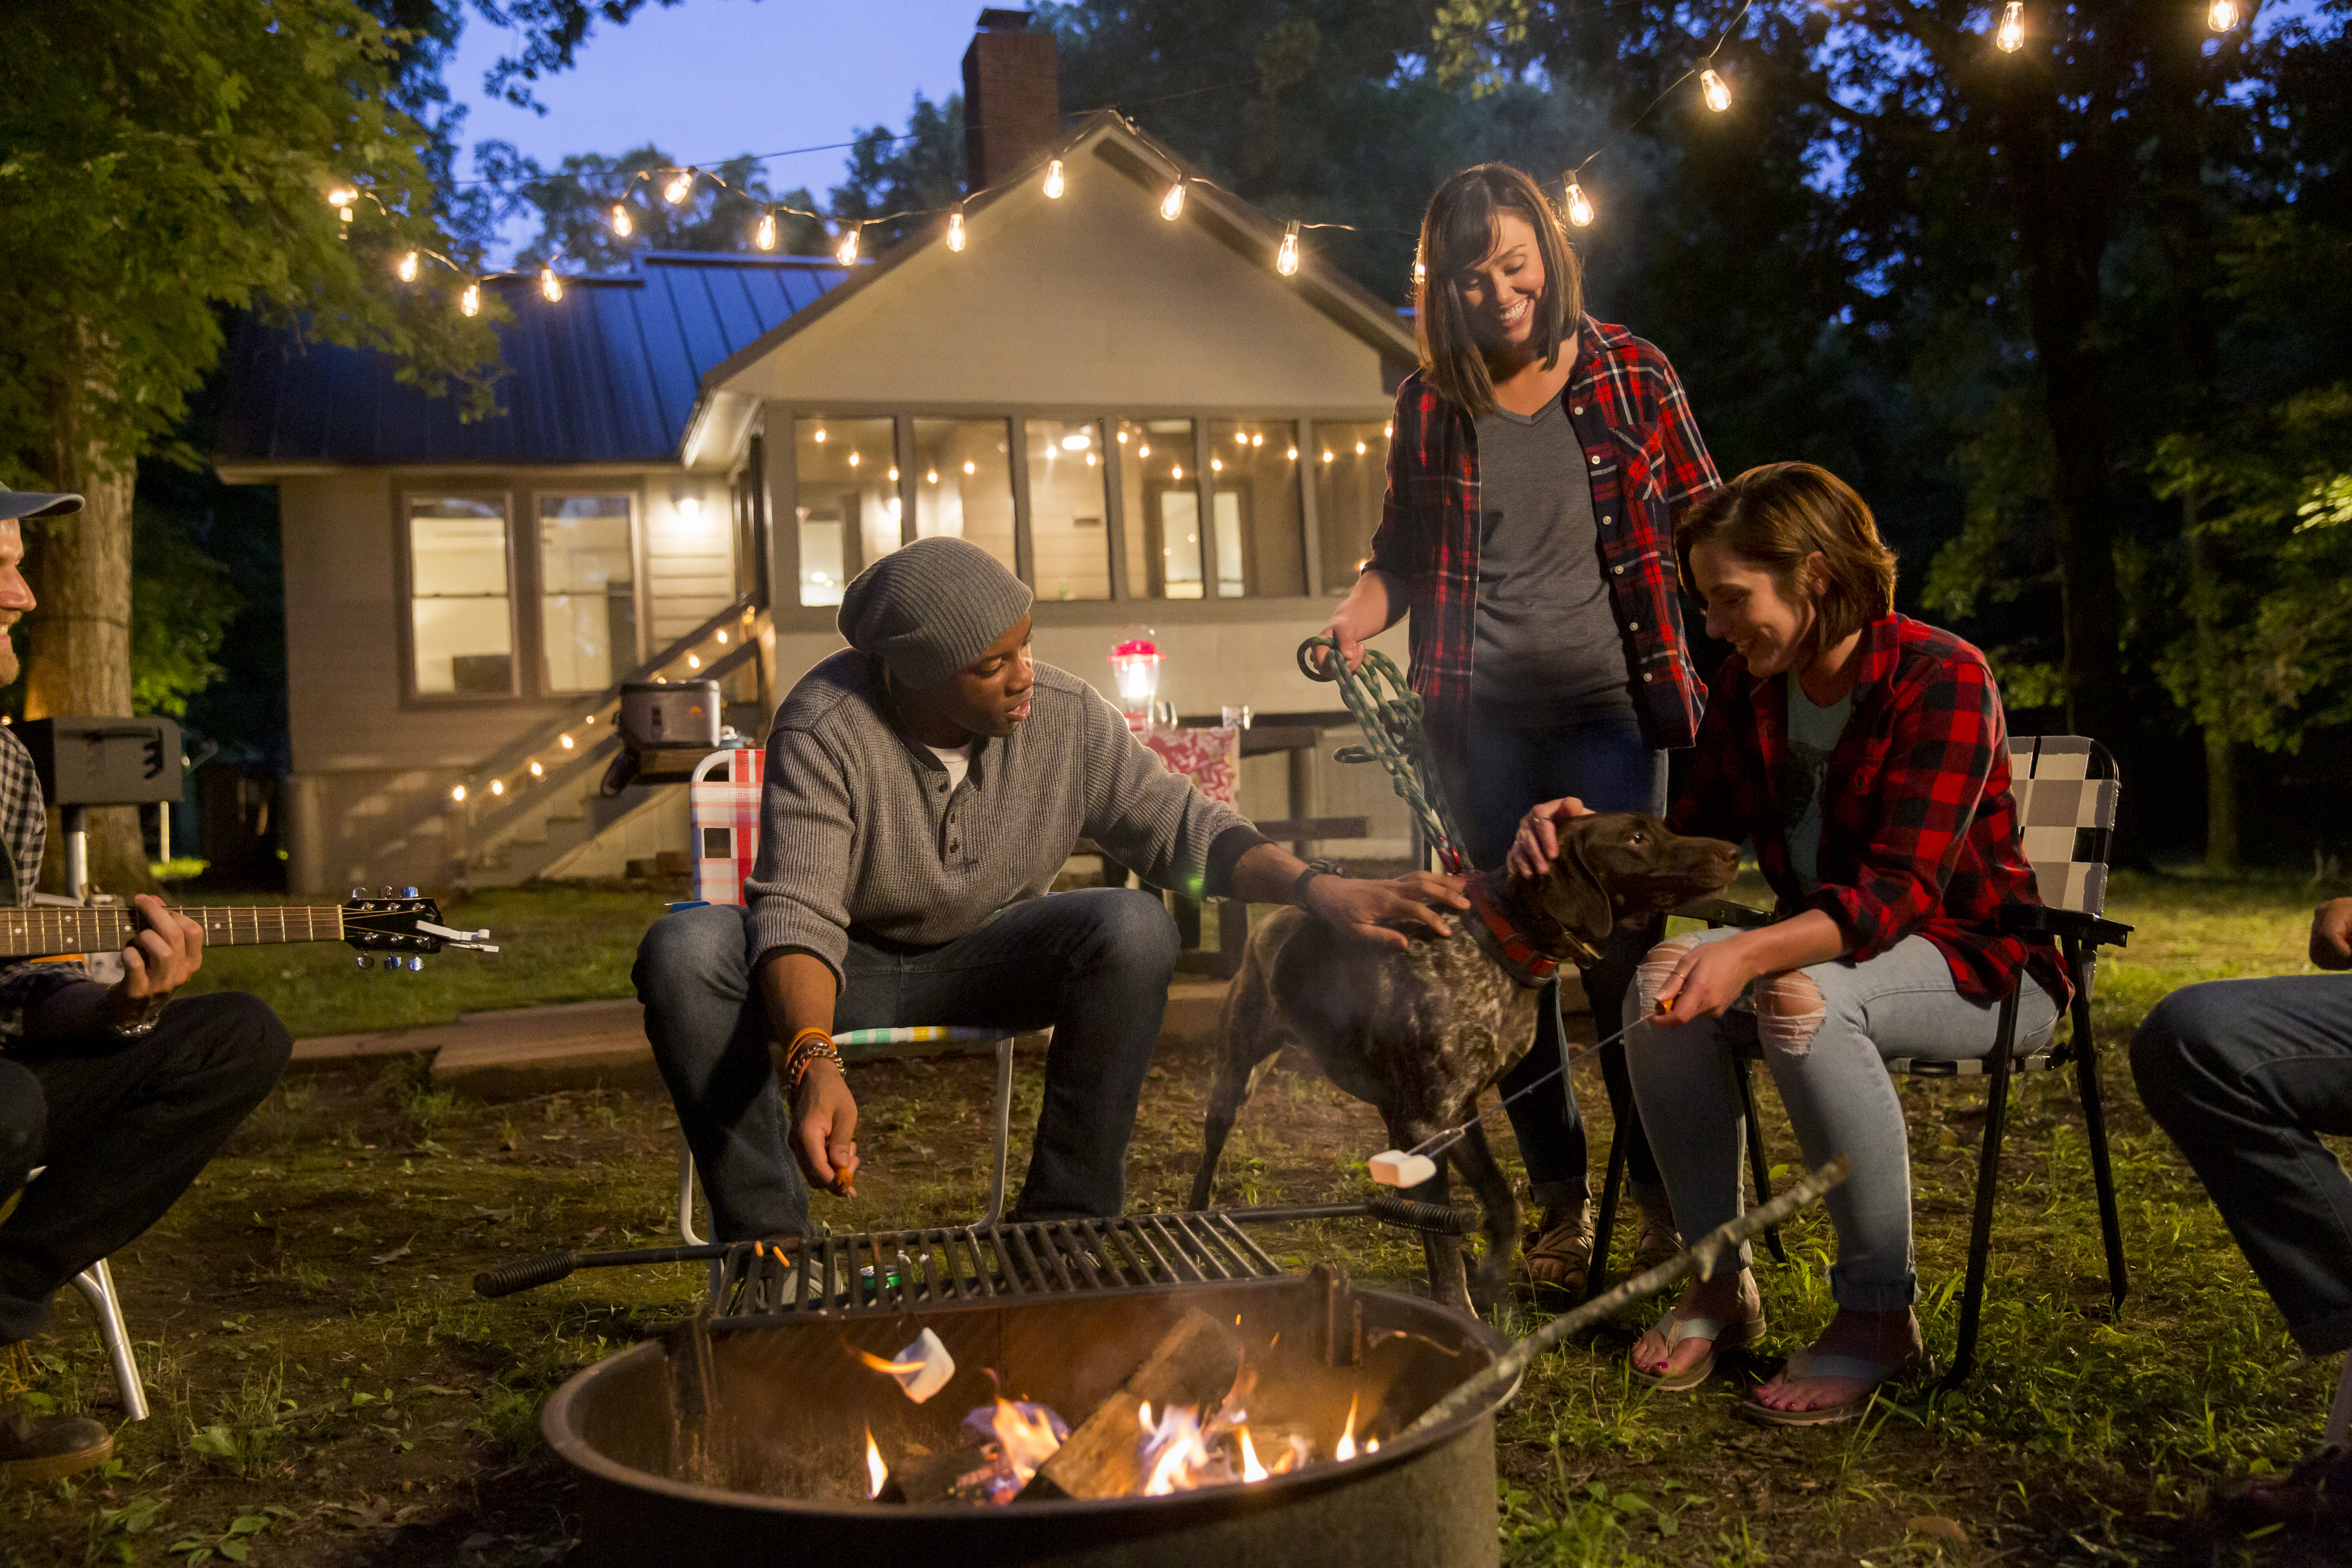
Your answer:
[1630,1304,1767,1392]
[1737,1345,1933,1426]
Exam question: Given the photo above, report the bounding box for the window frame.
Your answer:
[396,486,523,705]
[528,487,648,697]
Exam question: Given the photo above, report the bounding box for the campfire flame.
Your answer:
[988,1397,1065,1491]
[1237,1427,1269,1483]
[1140,1403,1216,1496]
[851,1348,929,1376]
[864,1425,886,1500]
[1334,1394,1359,1462]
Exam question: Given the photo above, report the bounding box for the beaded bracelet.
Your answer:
[783,1027,843,1087]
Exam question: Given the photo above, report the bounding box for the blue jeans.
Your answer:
[1624,927,2059,1310]
[1452,706,1667,1207]
[634,889,1180,1239]
[2131,976,2352,1354]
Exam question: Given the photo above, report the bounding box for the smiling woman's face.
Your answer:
[1689,539,1820,677]
[1452,212,1547,353]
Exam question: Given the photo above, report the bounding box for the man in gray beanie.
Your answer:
[636,537,1466,1233]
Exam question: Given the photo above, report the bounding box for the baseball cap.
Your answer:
[0,484,83,522]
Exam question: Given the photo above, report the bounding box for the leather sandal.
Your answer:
[1631,1303,1766,1391]
[1737,1344,1933,1427]
[1516,1202,1595,1294]
[1629,1188,1682,1275]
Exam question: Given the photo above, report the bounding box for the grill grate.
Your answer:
[715,1212,1287,1318]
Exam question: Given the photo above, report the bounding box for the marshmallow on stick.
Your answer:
[854,1327,956,1403]
[1368,1149,1438,1188]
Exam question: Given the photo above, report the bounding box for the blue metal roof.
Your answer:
[214,252,851,469]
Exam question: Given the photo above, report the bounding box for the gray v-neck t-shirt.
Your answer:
[1470,397,1634,724]
[1782,675,1853,890]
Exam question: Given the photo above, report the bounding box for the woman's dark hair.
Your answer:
[1675,462,1899,647]
[1413,164,1583,418]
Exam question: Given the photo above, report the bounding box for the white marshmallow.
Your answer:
[893,1327,955,1403]
[1369,1150,1438,1188]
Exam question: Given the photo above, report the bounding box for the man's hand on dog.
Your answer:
[2313,898,2352,971]
[793,1060,860,1198]
[1507,796,1597,880]
[1305,870,1469,950]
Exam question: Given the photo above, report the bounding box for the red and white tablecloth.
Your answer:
[1140,727,1241,808]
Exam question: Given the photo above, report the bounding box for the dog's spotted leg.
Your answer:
[1448,1119,1518,1313]
[1754,970,1828,1058]
[1191,970,1289,1210]
[1386,1114,1474,1315]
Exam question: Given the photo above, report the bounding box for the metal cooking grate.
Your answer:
[715,1212,1286,1318]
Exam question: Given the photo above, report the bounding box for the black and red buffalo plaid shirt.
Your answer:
[1367,316,1719,767]
[1669,613,2070,1005]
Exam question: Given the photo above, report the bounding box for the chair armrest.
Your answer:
[1672,897,1773,930]
[2000,904,2132,949]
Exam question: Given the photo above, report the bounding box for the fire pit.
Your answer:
[540,1217,1518,1567]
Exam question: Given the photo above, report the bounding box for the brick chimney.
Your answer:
[961,9,1060,195]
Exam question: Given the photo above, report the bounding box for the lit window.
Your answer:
[408,495,513,695]
[538,495,637,693]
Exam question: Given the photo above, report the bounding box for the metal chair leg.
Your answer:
[1733,1053,1786,1264]
[2067,942,2128,1312]
[675,1135,725,1298]
[68,1259,147,1422]
[1580,1111,1631,1305]
[1944,983,2022,1390]
[980,1034,1014,1229]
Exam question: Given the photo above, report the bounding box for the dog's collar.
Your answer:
[1464,878,1601,987]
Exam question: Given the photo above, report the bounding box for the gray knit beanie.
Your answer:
[837,537,1035,689]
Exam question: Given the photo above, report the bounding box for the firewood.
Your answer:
[876,1441,1002,1505]
[1024,1307,1244,1501]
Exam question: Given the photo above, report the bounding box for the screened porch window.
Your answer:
[1315,421,1392,594]
[539,494,637,692]
[913,418,1017,574]
[1025,418,1111,601]
[1207,421,1305,598]
[795,416,896,606]
[408,496,514,695]
[1118,419,1202,599]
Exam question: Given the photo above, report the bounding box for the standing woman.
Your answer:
[1312,163,1721,1290]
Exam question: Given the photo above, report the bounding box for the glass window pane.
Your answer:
[1207,420,1305,598]
[911,418,1016,573]
[1117,419,1201,599]
[795,417,898,605]
[1313,420,1392,595]
[408,496,512,695]
[1025,419,1111,601]
[539,494,636,693]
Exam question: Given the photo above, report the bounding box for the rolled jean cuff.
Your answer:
[2291,1304,2352,1357]
[1829,1266,1918,1313]
[1695,1240,1753,1281]
[1527,1177,1590,1208]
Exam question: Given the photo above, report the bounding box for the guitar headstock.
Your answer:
[343,886,499,968]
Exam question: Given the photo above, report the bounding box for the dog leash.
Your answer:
[1402,1012,1655,1163]
[1297,634,1470,872]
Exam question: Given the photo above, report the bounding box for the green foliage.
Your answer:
[129,499,241,717]
[828,94,967,252]
[481,143,830,272]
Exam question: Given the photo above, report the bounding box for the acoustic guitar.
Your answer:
[0,888,498,969]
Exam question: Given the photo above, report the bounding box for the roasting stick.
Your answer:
[1398,1154,1853,1439]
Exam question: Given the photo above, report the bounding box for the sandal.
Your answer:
[1631,1302,1766,1391]
[1737,1345,1933,1427]
[1516,1202,1594,1294]
[1629,1185,1682,1275]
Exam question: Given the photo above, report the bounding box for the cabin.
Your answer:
[214,16,1421,892]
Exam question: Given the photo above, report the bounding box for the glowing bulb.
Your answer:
[1276,220,1301,277]
[560,734,574,749]
[947,210,967,251]
[1997,0,2024,50]
[1116,430,1129,443]
[716,629,728,644]
[1236,432,1249,444]
[836,227,860,265]
[927,469,939,483]
[813,428,827,442]
[2208,0,2237,27]
[1701,69,1731,112]
[1565,180,1595,227]
[679,497,701,519]
[326,187,356,208]
[1062,431,1091,450]
[1159,180,1186,220]
[1085,453,1096,466]
[1384,423,1393,437]
[686,654,701,670]
[610,203,634,238]
[396,251,419,282]
[1138,443,1150,457]
[1355,440,1368,455]
[664,168,694,205]
[540,266,563,303]
[459,282,481,317]
[1171,464,1184,480]
[451,784,467,802]
[887,466,898,481]
[1252,432,1264,447]
[962,459,976,474]
[1321,450,1334,463]
[755,211,776,251]
[490,779,505,796]
[1211,458,1223,472]
[847,452,860,467]
[1042,158,1065,198]
[1286,447,1298,460]
[528,760,543,778]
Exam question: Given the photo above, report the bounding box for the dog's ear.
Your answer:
[1538,826,1615,946]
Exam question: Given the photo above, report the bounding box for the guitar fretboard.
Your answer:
[0,906,347,960]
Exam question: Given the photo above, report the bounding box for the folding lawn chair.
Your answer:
[11,1166,149,1421]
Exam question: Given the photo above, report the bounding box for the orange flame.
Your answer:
[1334,1394,1360,1462]
[852,1347,929,1376]
[1238,1427,1268,1483]
[1140,1403,1215,1495]
[864,1425,886,1499]
[989,1397,1063,1489]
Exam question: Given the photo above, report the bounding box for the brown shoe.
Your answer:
[1630,1181,1683,1274]
[0,1409,114,1485]
[1517,1201,1595,1293]
[2221,1444,2352,1531]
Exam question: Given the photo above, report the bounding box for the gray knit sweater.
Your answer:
[748,650,1267,980]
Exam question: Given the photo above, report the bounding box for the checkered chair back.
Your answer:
[2005,735,2119,916]
[689,746,764,905]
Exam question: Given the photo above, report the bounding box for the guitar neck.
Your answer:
[0,905,347,960]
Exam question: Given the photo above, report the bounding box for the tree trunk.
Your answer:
[2202,725,2238,874]
[23,430,156,898]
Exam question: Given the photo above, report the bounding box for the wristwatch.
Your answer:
[1289,858,1346,908]
[107,1002,165,1039]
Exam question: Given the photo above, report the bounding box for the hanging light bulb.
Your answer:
[835,225,860,265]
[947,209,967,252]
[1997,0,2025,51]
[1042,158,1066,198]
[540,265,563,303]
[2207,0,2238,27]
[1276,220,1301,277]
[1701,68,1732,112]
[610,203,634,238]
[326,186,356,209]
[664,168,695,205]
[1159,180,1186,220]
[396,251,419,282]
[1412,256,1427,288]
[755,211,777,251]
[1565,180,1595,227]
[459,281,481,317]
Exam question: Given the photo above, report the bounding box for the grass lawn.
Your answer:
[4,870,2350,1565]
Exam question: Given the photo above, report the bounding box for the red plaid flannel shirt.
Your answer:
[1367,316,1717,766]
[1669,614,2070,1005]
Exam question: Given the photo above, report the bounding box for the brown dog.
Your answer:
[1188,812,1738,1315]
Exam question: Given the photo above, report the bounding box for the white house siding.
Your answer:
[644,476,740,644]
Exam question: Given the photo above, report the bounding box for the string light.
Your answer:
[664,168,696,205]
[396,251,419,282]
[451,784,466,802]
[836,225,860,265]
[490,778,505,796]
[460,281,481,317]
[1159,180,1186,220]
[560,734,575,749]
[1043,158,1066,198]
[610,203,634,238]
[528,760,544,778]
[947,209,967,251]
[1701,69,1732,113]
[755,211,777,250]
[1276,220,1301,277]
[1564,180,1595,227]
[540,265,563,303]
[1997,0,2025,51]
[2207,0,2237,27]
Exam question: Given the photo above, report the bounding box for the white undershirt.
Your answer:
[926,741,973,793]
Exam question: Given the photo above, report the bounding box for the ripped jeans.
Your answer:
[1622,926,2060,1312]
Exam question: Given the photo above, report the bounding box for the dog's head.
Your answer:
[1530,813,1740,954]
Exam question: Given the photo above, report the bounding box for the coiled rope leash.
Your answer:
[1296,634,1470,873]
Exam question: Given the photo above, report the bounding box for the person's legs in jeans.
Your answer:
[0,993,291,1341]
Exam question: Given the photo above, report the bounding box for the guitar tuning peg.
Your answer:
[355,954,372,969]
[350,886,368,900]
[380,884,395,898]
[401,886,419,899]
[406,956,425,972]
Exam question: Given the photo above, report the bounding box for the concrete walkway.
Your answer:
[289,980,1235,1102]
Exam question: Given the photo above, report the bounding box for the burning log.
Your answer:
[1024,1308,1245,1501]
